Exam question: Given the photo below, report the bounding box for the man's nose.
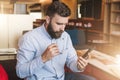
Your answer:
[60,25,66,31]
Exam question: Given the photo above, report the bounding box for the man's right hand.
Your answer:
[41,43,59,63]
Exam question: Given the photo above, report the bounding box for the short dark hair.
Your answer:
[46,1,71,17]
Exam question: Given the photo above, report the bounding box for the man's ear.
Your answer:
[45,16,50,24]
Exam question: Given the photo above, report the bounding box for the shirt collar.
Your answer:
[41,23,52,39]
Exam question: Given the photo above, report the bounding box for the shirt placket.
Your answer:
[51,39,59,78]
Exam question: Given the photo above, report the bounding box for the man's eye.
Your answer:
[56,23,67,25]
[56,23,62,25]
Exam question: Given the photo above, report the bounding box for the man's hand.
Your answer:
[41,43,59,62]
[77,57,88,71]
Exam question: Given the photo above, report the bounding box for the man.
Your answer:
[16,1,96,80]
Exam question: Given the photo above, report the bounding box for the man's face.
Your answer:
[47,14,69,39]
[47,21,63,39]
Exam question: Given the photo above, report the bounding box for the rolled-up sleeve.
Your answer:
[65,34,82,72]
[16,34,45,78]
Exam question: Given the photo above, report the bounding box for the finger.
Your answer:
[48,43,59,51]
[52,48,59,55]
[50,46,60,57]
[47,43,57,50]
[78,60,85,68]
[52,45,59,50]
[77,58,88,71]
[52,45,59,54]
[77,61,85,70]
[78,57,88,67]
[79,57,88,63]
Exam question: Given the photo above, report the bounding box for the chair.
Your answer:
[0,59,23,80]
[66,28,92,50]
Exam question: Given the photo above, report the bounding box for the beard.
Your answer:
[47,22,63,39]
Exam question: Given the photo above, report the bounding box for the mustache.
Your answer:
[55,30,64,34]
[53,30,64,39]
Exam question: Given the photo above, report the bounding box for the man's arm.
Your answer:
[16,36,45,78]
[65,33,88,72]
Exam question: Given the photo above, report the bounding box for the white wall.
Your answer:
[0,14,9,48]
[0,14,34,48]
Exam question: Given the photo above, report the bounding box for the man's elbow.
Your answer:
[16,65,26,79]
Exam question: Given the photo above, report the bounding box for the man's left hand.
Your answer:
[77,57,88,71]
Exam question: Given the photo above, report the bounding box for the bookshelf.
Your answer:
[110,0,120,46]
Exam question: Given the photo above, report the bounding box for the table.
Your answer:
[77,50,120,80]
[0,48,16,60]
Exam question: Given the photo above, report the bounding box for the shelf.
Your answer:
[111,31,120,37]
[87,29,103,34]
[80,18,103,21]
[112,10,120,13]
[110,34,120,37]
[111,0,120,2]
[111,22,120,25]
[109,0,120,46]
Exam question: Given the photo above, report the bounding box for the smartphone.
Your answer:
[82,48,94,59]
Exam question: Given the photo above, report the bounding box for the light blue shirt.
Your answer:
[16,24,81,80]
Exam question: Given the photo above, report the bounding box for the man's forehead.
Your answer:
[52,14,69,23]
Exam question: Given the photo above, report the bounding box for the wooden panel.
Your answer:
[0,3,13,14]
[16,0,39,4]
[87,32,103,41]
[60,0,77,19]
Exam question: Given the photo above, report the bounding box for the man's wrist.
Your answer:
[41,55,47,63]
